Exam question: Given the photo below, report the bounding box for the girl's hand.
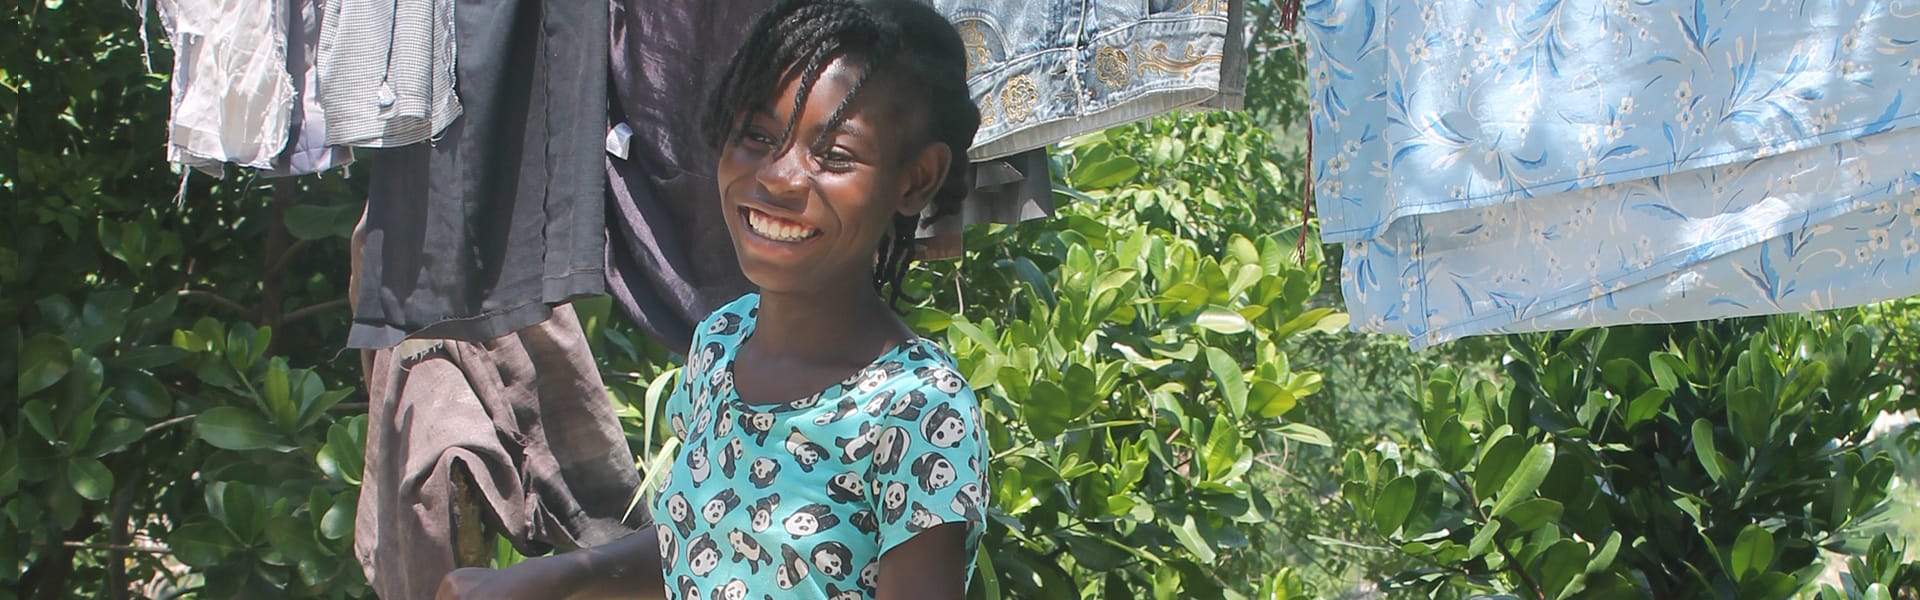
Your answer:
[436,560,570,600]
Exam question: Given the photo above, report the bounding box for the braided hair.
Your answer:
[702,0,980,308]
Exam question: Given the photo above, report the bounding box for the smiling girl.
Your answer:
[436,1,987,598]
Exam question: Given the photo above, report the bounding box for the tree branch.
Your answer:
[282,297,348,324]
[35,541,172,555]
[176,289,251,319]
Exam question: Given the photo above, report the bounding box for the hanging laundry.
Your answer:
[154,0,351,177]
[944,0,1247,159]
[156,0,295,174]
[603,0,1058,350]
[314,0,461,148]
[352,304,646,600]
[347,0,608,348]
[268,0,354,177]
[1307,0,1920,348]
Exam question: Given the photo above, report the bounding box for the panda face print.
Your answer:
[911,453,959,494]
[922,405,968,448]
[881,481,909,522]
[707,312,741,336]
[691,405,714,442]
[860,389,895,416]
[688,534,721,577]
[872,426,910,475]
[824,584,861,600]
[676,575,701,600]
[906,502,944,532]
[785,431,828,472]
[692,342,722,376]
[666,493,694,536]
[849,509,878,535]
[688,444,713,485]
[750,493,780,532]
[783,504,840,538]
[813,398,858,426]
[916,365,966,395]
[656,526,678,567]
[854,365,894,394]
[836,422,879,463]
[827,471,865,504]
[858,559,880,591]
[775,545,809,589]
[786,392,821,411]
[714,578,747,600]
[726,529,771,573]
[811,541,853,579]
[950,482,984,520]
[748,457,781,488]
[714,409,736,437]
[671,413,688,440]
[888,391,927,421]
[739,412,775,444]
[702,489,740,525]
[719,438,744,478]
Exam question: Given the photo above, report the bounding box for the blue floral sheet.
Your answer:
[1306,0,1920,348]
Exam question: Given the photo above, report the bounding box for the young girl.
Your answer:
[436,1,987,598]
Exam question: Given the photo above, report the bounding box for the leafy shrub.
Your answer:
[1343,317,1919,598]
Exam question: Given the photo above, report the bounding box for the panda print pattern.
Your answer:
[653,295,986,599]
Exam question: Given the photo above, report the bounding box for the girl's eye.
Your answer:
[738,127,776,147]
[816,149,855,170]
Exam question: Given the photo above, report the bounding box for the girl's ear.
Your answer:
[899,141,951,216]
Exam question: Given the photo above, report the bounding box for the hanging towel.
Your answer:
[1307,0,1920,348]
[266,0,354,177]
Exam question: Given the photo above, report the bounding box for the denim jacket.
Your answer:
[935,0,1246,160]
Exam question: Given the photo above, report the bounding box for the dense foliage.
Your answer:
[8,0,1917,598]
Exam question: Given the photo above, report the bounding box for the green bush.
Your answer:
[1343,317,1919,598]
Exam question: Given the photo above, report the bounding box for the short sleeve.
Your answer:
[867,357,988,562]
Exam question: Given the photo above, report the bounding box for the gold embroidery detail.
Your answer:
[1134,41,1219,77]
[1094,46,1132,88]
[957,20,990,74]
[1001,75,1038,123]
[977,91,998,128]
[1174,0,1227,14]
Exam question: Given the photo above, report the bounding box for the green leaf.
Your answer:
[284,203,358,240]
[1649,352,1686,390]
[85,417,146,456]
[1204,347,1248,418]
[1474,434,1526,503]
[1274,422,1332,447]
[1371,476,1417,535]
[1195,307,1252,335]
[1726,386,1771,447]
[1624,388,1668,430]
[194,407,281,451]
[170,521,239,567]
[1731,525,1774,582]
[1171,515,1218,563]
[1489,443,1555,518]
[1499,498,1564,531]
[1587,531,1623,574]
[1691,419,1730,483]
[68,457,113,501]
[1537,539,1590,598]
[19,333,73,398]
[1069,153,1140,190]
[109,345,189,370]
[263,360,294,430]
[321,492,356,540]
[22,400,58,441]
[1249,381,1297,419]
[1468,519,1504,557]
[1432,417,1475,472]
[1023,380,1071,441]
[111,369,174,420]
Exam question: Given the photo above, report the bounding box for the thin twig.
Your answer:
[176,289,251,318]
[36,541,172,555]
[265,238,314,281]
[144,415,195,435]
[282,297,348,324]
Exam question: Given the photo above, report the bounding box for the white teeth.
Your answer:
[746,209,817,242]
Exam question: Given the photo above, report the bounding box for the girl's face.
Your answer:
[717,55,949,296]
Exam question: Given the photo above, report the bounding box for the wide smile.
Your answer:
[740,206,821,243]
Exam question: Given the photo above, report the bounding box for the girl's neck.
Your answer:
[749,282,911,364]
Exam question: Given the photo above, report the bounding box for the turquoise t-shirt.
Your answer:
[652,294,987,600]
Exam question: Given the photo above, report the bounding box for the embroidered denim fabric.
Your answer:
[934,0,1246,159]
[1306,0,1920,348]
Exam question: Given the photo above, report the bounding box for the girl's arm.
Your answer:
[877,522,971,600]
[437,525,666,600]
